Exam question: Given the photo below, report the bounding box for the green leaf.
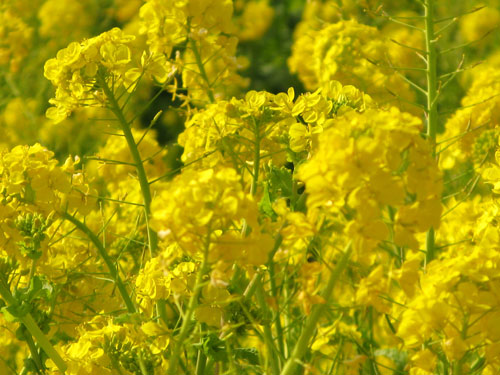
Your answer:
[374,348,407,371]
[269,166,293,199]
[1,302,30,321]
[234,347,260,365]
[200,334,227,363]
[113,312,142,325]
[258,184,277,219]
[1,306,19,322]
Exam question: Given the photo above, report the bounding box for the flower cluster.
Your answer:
[47,316,169,375]
[44,28,174,123]
[139,0,248,102]
[0,6,32,73]
[151,167,273,271]
[298,107,443,255]
[440,61,500,170]
[234,0,274,41]
[44,28,137,122]
[4,1,500,375]
[0,144,96,267]
[288,19,416,110]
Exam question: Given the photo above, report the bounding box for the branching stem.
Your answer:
[98,74,158,255]
[63,213,136,313]
[424,0,438,264]
[188,30,216,104]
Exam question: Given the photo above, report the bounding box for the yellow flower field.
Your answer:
[1,0,500,374]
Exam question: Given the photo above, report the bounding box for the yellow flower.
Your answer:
[298,107,442,255]
[44,28,137,123]
[409,349,436,375]
[288,19,416,112]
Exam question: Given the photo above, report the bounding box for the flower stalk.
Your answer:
[167,233,210,375]
[0,282,67,373]
[98,74,158,255]
[279,242,352,375]
[63,213,136,313]
[424,0,438,264]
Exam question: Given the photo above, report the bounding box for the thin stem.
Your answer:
[0,282,67,373]
[390,38,428,54]
[267,235,286,359]
[28,259,37,286]
[425,0,438,149]
[167,234,210,375]
[188,31,215,104]
[195,348,207,375]
[251,116,261,196]
[98,74,158,255]
[424,0,438,265]
[382,11,425,31]
[434,6,485,23]
[279,243,352,375]
[62,213,136,313]
[255,279,283,375]
[425,228,436,268]
[25,332,43,373]
[149,150,217,185]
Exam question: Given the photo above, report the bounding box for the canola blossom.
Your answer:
[1,1,500,375]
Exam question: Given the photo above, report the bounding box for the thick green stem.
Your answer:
[157,299,169,326]
[453,360,463,375]
[280,243,352,375]
[63,213,136,313]
[424,0,438,264]
[98,74,158,255]
[138,356,150,375]
[0,282,67,373]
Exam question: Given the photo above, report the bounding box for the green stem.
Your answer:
[240,115,262,235]
[251,117,261,196]
[256,279,282,375]
[424,0,438,264]
[98,74,158,255]
[279,243,352,375]
[0,282,67,373]
[63,213,136,313]
[243,270,261,299]
[205,357,215,374]
[267,235,286,358]
[110,355,125,375]
[195,348,207,375]
[225,339,237,374]
[157,299,169,326]
[189,35,215,104]
[425,227,436,266]
[25,333,43,373]
[167,236,210,375]
[453,359,463,375]
[28,259,37,286]
[425,0,438,147]
[138,356,149,375]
